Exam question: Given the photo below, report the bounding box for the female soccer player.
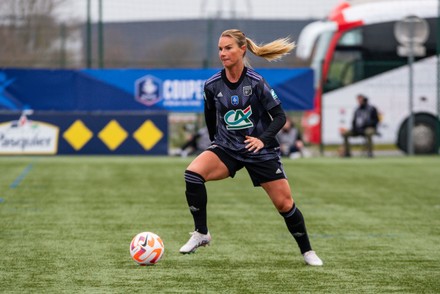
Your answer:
[180,29,323,266]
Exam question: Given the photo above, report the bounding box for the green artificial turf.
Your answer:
[0,156,439,293]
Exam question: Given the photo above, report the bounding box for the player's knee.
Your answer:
[365,127,375,135]
[276,197,294,213]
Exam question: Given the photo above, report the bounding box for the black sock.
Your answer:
[184,170,208,234]
[280,204,312,254]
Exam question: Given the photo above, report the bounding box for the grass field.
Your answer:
[1,156,439,293]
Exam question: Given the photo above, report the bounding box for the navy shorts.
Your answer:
[207,146,287,187]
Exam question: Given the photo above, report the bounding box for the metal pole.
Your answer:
[437,0,440,153]
[86,0,92,68]
[407,20,415,156]
[98,0,104,68]
[319,59,325,157]
[60,23,66,68]
[203,18,213,68]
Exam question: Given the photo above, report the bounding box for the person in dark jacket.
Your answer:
[341,94,379,157]
[276,116,306,159]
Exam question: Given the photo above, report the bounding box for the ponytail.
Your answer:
[221,29,295,67]
[246,37,295,62]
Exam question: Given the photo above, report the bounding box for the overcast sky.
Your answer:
[57,0,343,22]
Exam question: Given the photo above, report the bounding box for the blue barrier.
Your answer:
[0,68,314,112]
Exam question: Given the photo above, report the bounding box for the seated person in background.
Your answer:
[276,116,309,159]
[180,126,211,157]
[341,94,379,158]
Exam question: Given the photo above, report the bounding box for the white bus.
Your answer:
[296,0,439,154]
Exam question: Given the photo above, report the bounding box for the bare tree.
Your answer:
[0,0,77,68]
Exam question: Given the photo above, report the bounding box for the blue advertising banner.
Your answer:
[0,68,314,112]
[0,112,168,155]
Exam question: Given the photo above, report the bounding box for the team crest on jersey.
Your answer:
[231,95,239,106]
[243,86,252,96]
[224,105,253,130]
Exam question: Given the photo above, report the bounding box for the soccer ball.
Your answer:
[130,232,164,265]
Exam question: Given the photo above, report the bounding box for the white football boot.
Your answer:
[179,231,211,254]
[303,250,323,266]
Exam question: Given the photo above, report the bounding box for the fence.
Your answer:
[0,0,338,69]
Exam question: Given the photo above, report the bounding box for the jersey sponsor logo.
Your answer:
[231,95,239,106]
[270,89,279,100]
[243,86,252,96]
[224,105,253,130]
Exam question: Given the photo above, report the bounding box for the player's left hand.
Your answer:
[244,136,264,153]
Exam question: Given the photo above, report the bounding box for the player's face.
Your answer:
[218,36,245,69]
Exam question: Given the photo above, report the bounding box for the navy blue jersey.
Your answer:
[204,67,281,162]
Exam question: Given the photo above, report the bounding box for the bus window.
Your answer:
[311,31,334,89]
[325,19,436,93]
[361,21,407,79]
[324,29,363,92]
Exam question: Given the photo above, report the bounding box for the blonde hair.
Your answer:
[221,29,295,67]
